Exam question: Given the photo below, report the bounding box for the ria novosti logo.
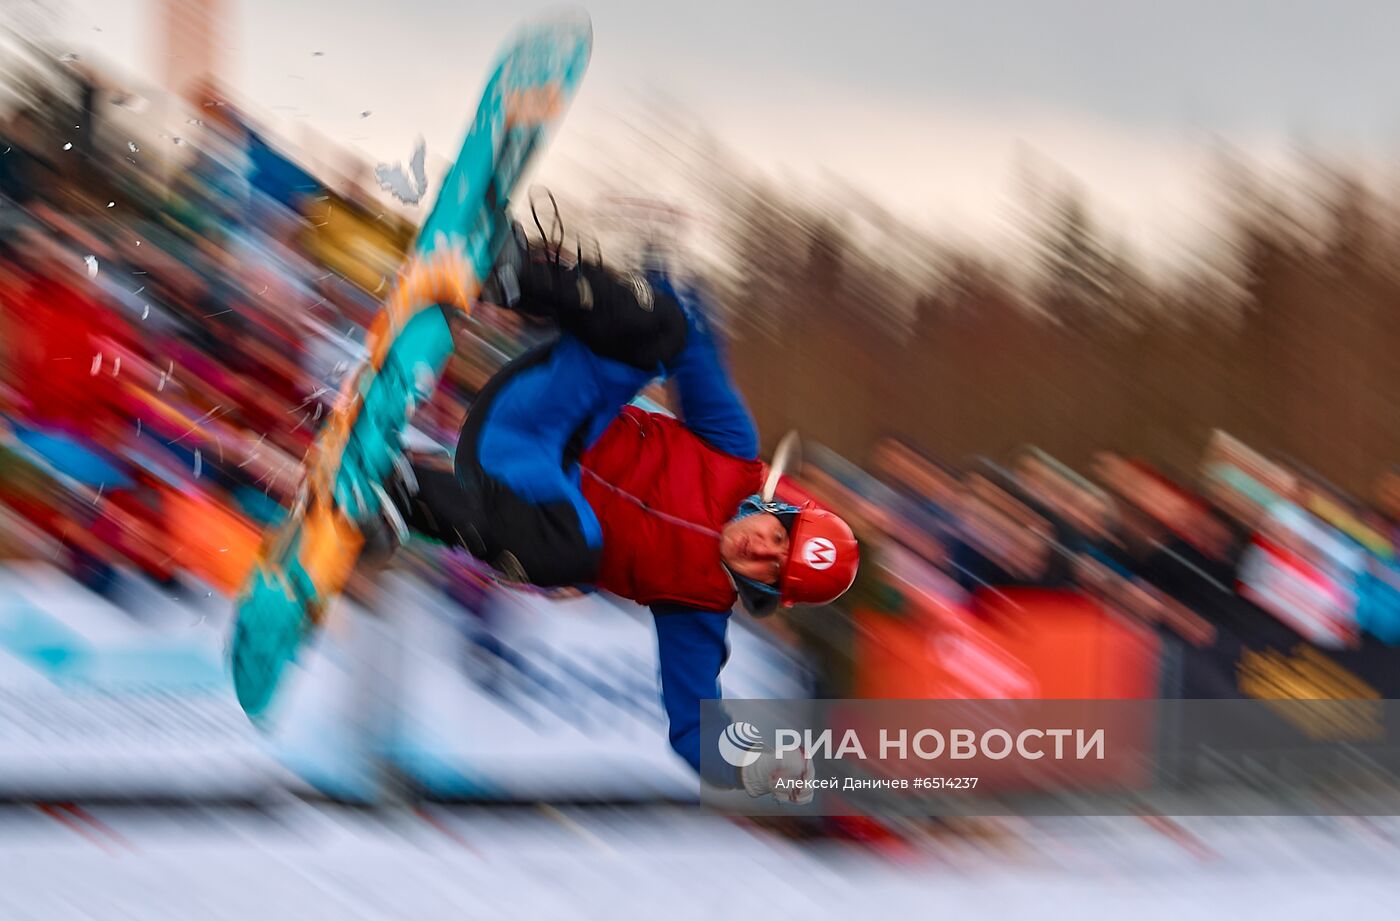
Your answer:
[717,721,765,767]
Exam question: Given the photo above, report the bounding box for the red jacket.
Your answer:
[4,272,135,434]
[579,405,763,610]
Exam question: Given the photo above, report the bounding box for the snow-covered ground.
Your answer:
[3,802,1400,920]
[4,564,1400,919]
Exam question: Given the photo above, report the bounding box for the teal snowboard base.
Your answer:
[230,12,593,722]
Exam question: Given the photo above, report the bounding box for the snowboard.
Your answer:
[230,12,593,722]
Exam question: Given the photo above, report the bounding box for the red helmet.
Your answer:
[779,504,859,606]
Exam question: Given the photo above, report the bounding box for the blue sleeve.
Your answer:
[650,604,741,788]
[652,275,759,461]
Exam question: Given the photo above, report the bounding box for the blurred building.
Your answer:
[158,0,229,103]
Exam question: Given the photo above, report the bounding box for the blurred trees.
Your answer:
[700,144,1400,497]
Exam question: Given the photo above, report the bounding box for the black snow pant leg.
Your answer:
[514,260,688,371]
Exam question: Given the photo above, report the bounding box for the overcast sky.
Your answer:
[50,0,1400,258]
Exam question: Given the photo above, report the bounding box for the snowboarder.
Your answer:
[373,221,859,802]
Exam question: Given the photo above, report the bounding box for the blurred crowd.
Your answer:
[3,54,1399,707]
[789,426,1400,700]
[0,60,524,603]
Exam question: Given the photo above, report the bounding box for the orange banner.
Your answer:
[856,588,1161,700]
